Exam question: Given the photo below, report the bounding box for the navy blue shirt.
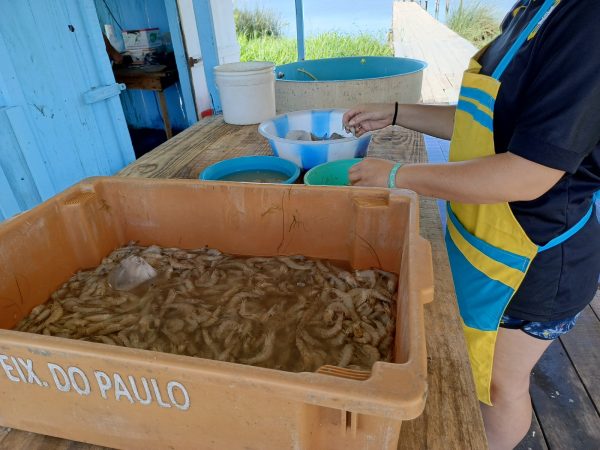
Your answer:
[478,0,600,320]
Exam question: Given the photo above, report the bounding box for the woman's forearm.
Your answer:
[396,104,456,140]
[396,152,564,204]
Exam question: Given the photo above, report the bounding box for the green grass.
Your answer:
[238,32,393,66]
[234,7,283,39]
[447,2,500,48]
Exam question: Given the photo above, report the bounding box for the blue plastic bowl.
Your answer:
[258,109,372,170]
[200,156,300,184]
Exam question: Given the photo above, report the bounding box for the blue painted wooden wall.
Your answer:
[95,0,192,130]
[0,0,135,221]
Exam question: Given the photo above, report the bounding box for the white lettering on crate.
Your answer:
[0,353,190,411]
[94,370,189,410]
[0,354,45,386]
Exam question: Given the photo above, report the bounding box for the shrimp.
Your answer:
[295,334,314,371]
[374,269,398,294]
[331,289,360,322]
[202,329,221,358]
[278,256,312,271]
[15,242,399,375]
[337,271,358,288]
[239,300,261,321]
[298,327,321,348]
[338,343,354,368]
[41,303,64,327]
[239,331,275,365]
[312,315,343,339]
[201,310,221,328]
[354,269,377,288]
[359,344,381,368]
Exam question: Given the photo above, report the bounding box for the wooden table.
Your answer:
[0,117,488,449]
[113,64,178,139]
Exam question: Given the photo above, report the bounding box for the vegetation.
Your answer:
[234,8,393,66]
[234,7,283,39]
[447,2,500,48]
[238,32,393,66]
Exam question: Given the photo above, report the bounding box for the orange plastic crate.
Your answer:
[0,177,433,449]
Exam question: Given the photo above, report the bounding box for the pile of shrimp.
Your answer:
[15,244,397,372]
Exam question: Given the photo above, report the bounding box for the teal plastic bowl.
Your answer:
[200,156,300,184]
[304,158,362,186]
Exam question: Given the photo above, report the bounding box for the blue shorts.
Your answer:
[499,312,581,340]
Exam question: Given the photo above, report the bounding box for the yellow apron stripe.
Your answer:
[462,324,497,406]
[459,72,500,98]
[447,219,523,290]
[451,203,539,259]
[458,95,493,118]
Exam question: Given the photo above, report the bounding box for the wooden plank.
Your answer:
[0,429,110,450]
[81,83,125,104]
[163,0,198,127]
[119,77,163,91]
[560,304,600,410]
[113,68,179,91]
[515,412,548,450]
[0,161,21,220]
[157,91,173,139]
[366,126,487,450]
[191,0,221,112]
[529,340,600,449]
[28,0,110,180]
[392,2,475,104]
[118,116,272,178]
[1,106,55,202]
[590,288,600,318]
[74,0,135,171]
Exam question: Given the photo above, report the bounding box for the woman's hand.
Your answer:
[349,158,397,187]
[343,104,396,137]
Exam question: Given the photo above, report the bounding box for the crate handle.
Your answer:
[414,237,434,304]
[316,365,371,381]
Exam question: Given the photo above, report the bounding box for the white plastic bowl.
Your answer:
[258,109,372,170]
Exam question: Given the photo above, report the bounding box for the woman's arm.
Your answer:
[348,153,565,204]
[342,103,457,140]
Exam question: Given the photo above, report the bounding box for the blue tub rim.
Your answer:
[275,56,428,83]
[199,155,301,184]
[258,108,373,146]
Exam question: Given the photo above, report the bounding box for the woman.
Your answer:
[343,1,600,449]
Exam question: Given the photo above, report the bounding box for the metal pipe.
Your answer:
[295,0,305,61]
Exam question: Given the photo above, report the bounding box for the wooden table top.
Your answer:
[113,64,178,92]
[0,116,488,450]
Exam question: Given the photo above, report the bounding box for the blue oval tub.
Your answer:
[274,56,427,112]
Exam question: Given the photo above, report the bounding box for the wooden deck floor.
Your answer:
[517,289,600,449]
[392,2,476,104]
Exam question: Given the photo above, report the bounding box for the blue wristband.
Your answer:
[388,162,403,188]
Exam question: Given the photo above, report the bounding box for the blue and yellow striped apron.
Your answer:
[446,0,599,405]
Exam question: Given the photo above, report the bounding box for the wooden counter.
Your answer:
[0,116,488,450]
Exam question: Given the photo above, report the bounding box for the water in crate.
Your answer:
[15,244,397,372]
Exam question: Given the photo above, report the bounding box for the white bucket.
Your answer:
[214,61,276,125]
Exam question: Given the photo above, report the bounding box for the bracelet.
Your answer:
[388,162,403,188]
[392,102,399,126]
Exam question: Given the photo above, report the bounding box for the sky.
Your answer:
[232,0,519,37]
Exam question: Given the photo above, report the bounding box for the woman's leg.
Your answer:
[481,327,553,450]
